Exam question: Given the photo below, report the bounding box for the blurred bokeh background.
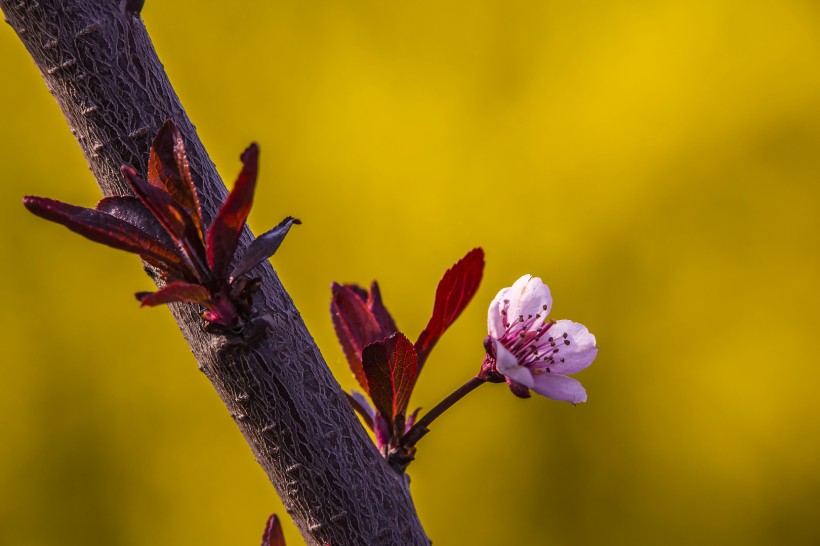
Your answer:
[2,1,819,544]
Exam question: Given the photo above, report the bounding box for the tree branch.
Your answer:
[1,1,429,544]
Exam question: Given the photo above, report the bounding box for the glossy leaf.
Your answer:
[122,165,209,280]
[229,216,301,282]
[135,282,210,307]
[147,120,204,238]
[361,332,419,428]
[23,196,187,275]
[206,143,259,281]
[331,283,385,393]
[261,514,286,546]
[96,195,173,248]
[415,247,485,369]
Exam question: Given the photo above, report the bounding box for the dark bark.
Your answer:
[1,1,429,544]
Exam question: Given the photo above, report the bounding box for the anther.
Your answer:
[564,339,570,345]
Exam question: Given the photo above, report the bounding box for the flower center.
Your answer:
[498,300,572,372]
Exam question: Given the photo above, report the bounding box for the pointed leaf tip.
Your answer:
[261,514,286,546]
[229,216,301,282]
[415,247,485,369]
[23,195,187,276]
[367,280,399,335]
[148,120,204,238]
[206,142,259,281]
[361,332,419,431]
[135,282,210,307]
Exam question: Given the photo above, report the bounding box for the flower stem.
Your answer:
[401,375,486,447]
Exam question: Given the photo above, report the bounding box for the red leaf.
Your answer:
[23,196,188,277]
[122,166,209,281]
[135,282,210,307]
[147,120,205,239]
[96,195,173,248]
[206,143,258,281]
[229,216,301,282]
[415,248,485,369]
[361,333,419,429]
[261,514,286,546]
[330,283,385,393]
[367,281,398,335]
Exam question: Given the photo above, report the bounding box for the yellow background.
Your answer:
[2,1,819,544]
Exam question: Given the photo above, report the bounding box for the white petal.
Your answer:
[531,373,587,404]
[505,275,553,326]
[487,285,513,339]
[538,320,598,375]
[493,338,534,388]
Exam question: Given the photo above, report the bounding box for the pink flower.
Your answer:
[485,275,597,404]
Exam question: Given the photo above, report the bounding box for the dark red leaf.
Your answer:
[261,514,286,546]
[23,196,188,277]
[147,120,204,239]
[229,216,301,282]
[122,166,209,281]
[135,282,210,307]
[330,283,385,393]
[348,284,369,302]
[415,248,484,369]
[206,143,258,281]
[367,281,398,336]
[96,195,174,248]
[361,333,419,429]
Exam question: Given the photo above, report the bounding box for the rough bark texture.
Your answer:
[1,1,429,545]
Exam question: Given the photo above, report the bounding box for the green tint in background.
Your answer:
[2,1,819,544]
